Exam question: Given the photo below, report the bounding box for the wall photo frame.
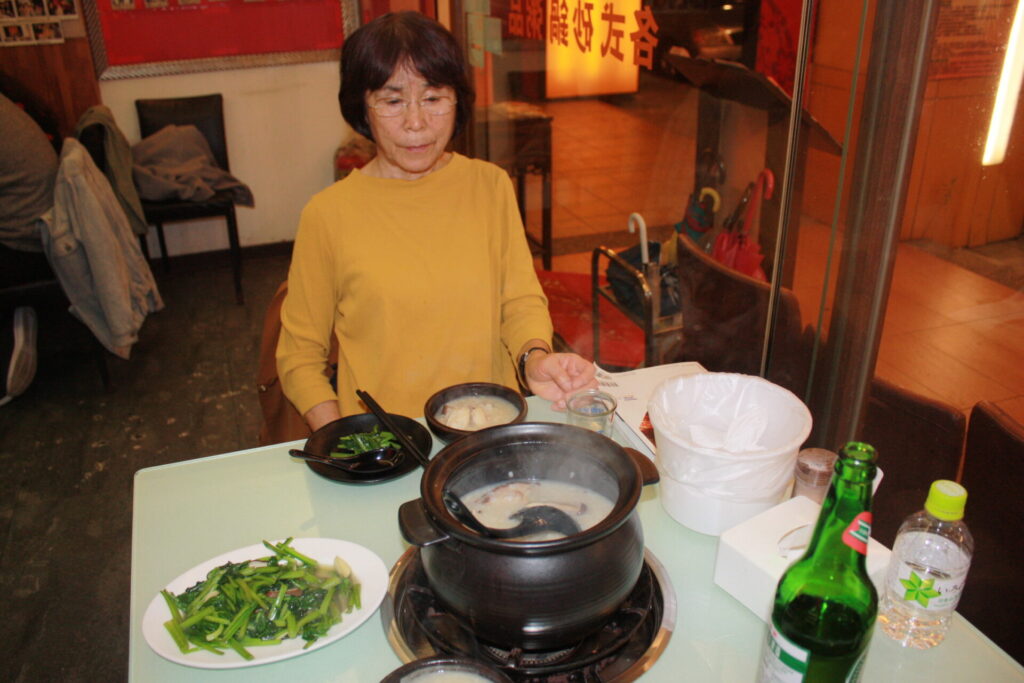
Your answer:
[1,0,77,46]
[82,0,359,80]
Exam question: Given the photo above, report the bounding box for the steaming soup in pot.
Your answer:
[462,480,615,540]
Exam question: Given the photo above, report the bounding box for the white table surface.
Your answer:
[129,398,1024,681]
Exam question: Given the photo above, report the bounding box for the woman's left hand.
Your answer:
[525,351,598,409]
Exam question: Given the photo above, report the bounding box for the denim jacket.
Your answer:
[41,138,164,359]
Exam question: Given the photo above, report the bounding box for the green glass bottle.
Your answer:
[757,441,879,682]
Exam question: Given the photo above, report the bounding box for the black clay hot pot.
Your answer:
[398,422,659,650]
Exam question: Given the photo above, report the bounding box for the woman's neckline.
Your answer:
[359,151,456,181]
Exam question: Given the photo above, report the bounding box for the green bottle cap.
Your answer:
[924,479,968,521]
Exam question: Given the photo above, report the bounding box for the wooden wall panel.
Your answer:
[902,74,1024,248]
[803,0,1022,249]
[906,93,974,246]
[900,85,936,242]
[800,0,869,230]
[970,99,1024,246]
[1,37,100,137]
[801,66,860,226]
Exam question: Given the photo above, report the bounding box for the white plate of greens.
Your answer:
[142,537,388,669]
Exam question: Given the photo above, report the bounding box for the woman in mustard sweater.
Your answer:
[277,11,597,429]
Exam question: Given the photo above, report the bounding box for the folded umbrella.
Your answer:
[710,169,774,282]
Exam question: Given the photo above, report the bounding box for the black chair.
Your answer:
[956,401,1024,664]
[134,94,244,304]
[860,377,965,547]
[673,233,811,395]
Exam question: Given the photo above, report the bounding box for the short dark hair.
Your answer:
[339,12,475,143]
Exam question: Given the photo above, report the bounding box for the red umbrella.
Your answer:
[710,169,774,281]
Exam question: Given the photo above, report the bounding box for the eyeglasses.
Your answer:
[368,94,456,118]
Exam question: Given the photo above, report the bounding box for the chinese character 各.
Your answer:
[630,5,659,69]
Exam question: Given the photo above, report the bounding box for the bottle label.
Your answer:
[887,534,970,611]
[758,623,809,682]
[842,512,872,555]
[759,622,869,683]
[889,568,965,611]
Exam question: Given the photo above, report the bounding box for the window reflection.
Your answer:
[448,0,1023,433]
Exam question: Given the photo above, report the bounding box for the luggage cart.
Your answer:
[591,214,683,368]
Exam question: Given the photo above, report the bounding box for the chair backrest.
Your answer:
[135,94,229,171]
[257,281,340,446]
[674,233,809,394]
[956,401,1024,664]
[257,281,310,445]
[860,377,965,547]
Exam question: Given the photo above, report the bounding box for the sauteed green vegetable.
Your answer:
[330,426,399,458]
[160,538,361,659]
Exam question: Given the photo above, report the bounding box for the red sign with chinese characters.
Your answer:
[545,0,658,98]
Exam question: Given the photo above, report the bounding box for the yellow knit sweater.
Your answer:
[277,153,553,419]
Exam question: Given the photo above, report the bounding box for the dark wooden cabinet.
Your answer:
[1,37,101,138]
[467,102,554,269]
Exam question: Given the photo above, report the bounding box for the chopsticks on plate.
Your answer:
[356,389,431,469]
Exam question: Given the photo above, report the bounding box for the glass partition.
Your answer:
[441,0,1024,448]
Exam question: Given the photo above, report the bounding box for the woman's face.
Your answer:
[364,62,457,181]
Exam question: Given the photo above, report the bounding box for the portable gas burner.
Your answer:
[380,548,676,682]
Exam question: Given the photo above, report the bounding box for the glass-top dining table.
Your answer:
[128,397,1024,681]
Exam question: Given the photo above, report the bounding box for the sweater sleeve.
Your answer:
[495,171,553,357]
[276,198,340,417]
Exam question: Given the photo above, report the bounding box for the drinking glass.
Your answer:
[566,389,617,437]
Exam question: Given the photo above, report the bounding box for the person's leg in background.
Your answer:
[0,242,51,406]
[0,306,37,407]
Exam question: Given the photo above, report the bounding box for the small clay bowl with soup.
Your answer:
[381,656,512,683]
[424,382,527,443]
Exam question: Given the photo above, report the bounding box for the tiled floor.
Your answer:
[1,248,293,682]
[525,72,1024,424]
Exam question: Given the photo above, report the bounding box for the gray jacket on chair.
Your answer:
[73,105,149,238]
[41,138,164,359]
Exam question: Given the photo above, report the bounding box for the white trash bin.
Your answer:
[648,373,813,535]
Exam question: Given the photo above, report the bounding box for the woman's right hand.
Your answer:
[525,351,598,410]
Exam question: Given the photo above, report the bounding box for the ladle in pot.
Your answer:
[442,490,582,539]
[288,447,399,474]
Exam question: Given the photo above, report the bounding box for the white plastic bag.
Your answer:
[648,373,812,503]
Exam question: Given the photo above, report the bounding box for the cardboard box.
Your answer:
[713,496,892,623]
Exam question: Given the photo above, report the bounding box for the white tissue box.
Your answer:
[713,496,892,623]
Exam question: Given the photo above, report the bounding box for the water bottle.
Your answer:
[878,479,973,649]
